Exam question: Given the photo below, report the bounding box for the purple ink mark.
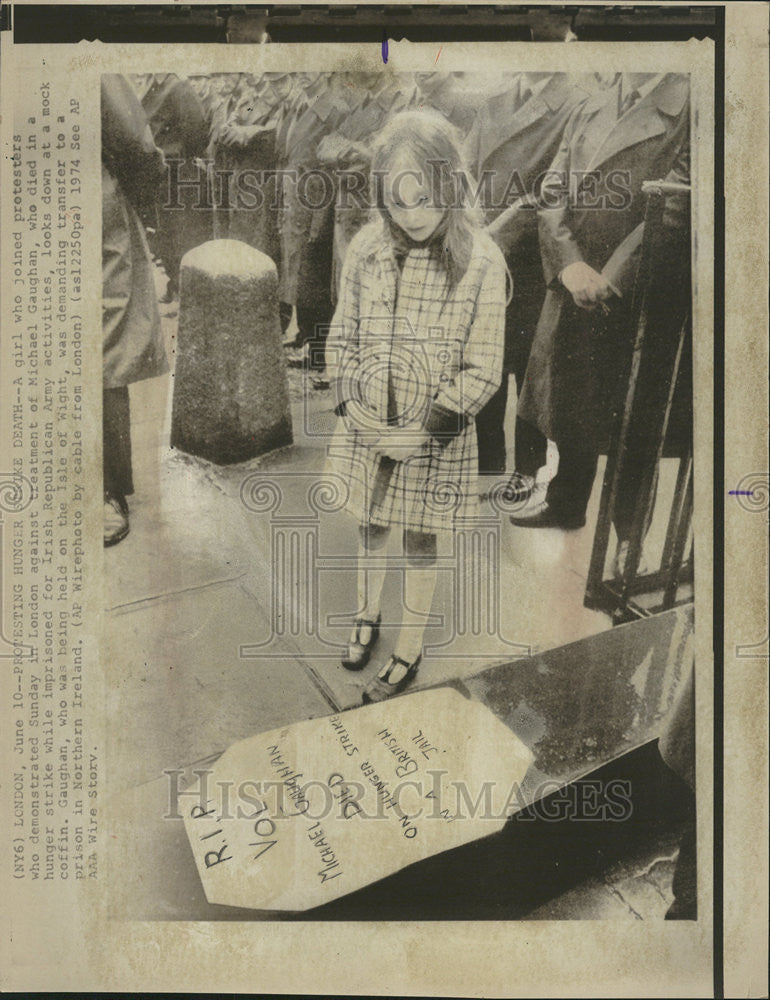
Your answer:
[381,30,388,64]
[729,490,754,496]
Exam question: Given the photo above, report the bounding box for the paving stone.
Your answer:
[104,261,694,921]
[105,447,250,610]
[105,581,332,789]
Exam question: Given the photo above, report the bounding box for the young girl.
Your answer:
[325,109,508,703]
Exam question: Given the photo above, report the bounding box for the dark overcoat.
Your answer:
[277,74,342,305]
[141,74,212,279]
[102,74,169,389]
[213,73,283,265]
[465,73,595,376]
[418,72,516,138]
[518,74,690,450]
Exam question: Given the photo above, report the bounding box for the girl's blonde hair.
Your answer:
[370,109,484,286]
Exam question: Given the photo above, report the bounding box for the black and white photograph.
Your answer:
[103,54,698,917]
[1,3,767,996]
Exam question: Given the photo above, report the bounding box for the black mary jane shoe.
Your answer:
[341,615,381,671]
[362,652,421,704]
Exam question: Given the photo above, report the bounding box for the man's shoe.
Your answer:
[341,616,381,671]
[509,499,585,530]
[104,494,130,547]
[285,348,309,369]
[159,279,178,303]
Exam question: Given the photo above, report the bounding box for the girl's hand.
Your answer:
[347,410,385,449]
[377,429,430,461]
[354,428,383,449]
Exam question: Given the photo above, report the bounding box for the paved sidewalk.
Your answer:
[105,277,687,777]
[104,275,687,920]
[106,344,612,783]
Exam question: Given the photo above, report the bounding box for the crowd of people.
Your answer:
[103,69,692,676]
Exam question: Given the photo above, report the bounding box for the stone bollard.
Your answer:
[171,239,293,464]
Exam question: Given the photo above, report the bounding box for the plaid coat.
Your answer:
[325,220,507,533]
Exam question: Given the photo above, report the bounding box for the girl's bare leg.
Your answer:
[391,530,438,673]
[354,523,390,641]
